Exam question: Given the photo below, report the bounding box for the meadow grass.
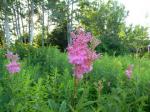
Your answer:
[0,47,150,112]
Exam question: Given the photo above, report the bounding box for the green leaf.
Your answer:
[59,100,67,112]
[48,99,59,112]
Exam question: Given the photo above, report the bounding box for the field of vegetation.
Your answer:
[0,45,150,112]
[1,0,150,111]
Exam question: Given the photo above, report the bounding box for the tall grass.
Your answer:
[0,46,150,112]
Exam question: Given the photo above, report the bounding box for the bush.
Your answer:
[96,35,129,56]
[46,23,68,52]
[11,44,72,78]
[26,46,72,76]
[11,43,36,60]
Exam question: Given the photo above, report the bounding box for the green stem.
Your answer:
[74,76,78,99]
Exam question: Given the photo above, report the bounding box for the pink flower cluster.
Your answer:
[67,28,100,79]
[5,51,20,74]
[125,64,133,79]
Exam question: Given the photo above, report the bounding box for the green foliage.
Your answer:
[0,46,150,111]
[47,0,67,25]
[21,33,30,44]
[34,33,47,47]
[33,33,43,47]
[1,0,149,56]
[78,0,127,35]
[77,0,149,55]
[124,25,149,54]
[11,44,71,78]
[25,46,71,76]
[78,0,128,55]
[0,49,5,78]
[46,23,67,51]
[97,35,128,55]
[0,30,4,47]
[11,43,36,59]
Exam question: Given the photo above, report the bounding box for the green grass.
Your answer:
[0,47,150,112]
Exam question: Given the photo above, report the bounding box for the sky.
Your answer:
[118,0,150,27]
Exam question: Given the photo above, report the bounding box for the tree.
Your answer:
[47,0,76,44]
[125,25,149,54]
[77,0,128,55]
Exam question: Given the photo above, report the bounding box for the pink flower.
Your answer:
[125,65,133,79]
[5,51,21,74]
[6,61,20,74]
[5,51,19,62]
[67,28,100,79]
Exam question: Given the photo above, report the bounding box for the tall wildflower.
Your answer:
[125,64,133,79]
[67,28,100,79]
[5,51,20,74]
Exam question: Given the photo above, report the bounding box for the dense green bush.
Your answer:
[96,35,128,55]
[46,23,68,52]
[25,46,71,75]
[11,43,36,59]
[10,44,71,78]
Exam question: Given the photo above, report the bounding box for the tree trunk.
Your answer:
[16,0,22,42]
[13,5,19,39]
[12,12,16,35]
[29,0,34,45]
[41,0,45,47]
[3,0,10,46]
[67,0,74,44]
[20,1,25,35]
[27,0,30,43]
[20,14,25,34]
[2,19,5,34]
[47,10,49,35]
[67,0,71,44]
[71,0,73,29]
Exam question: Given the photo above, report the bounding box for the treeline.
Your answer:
[0,0,149,55]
